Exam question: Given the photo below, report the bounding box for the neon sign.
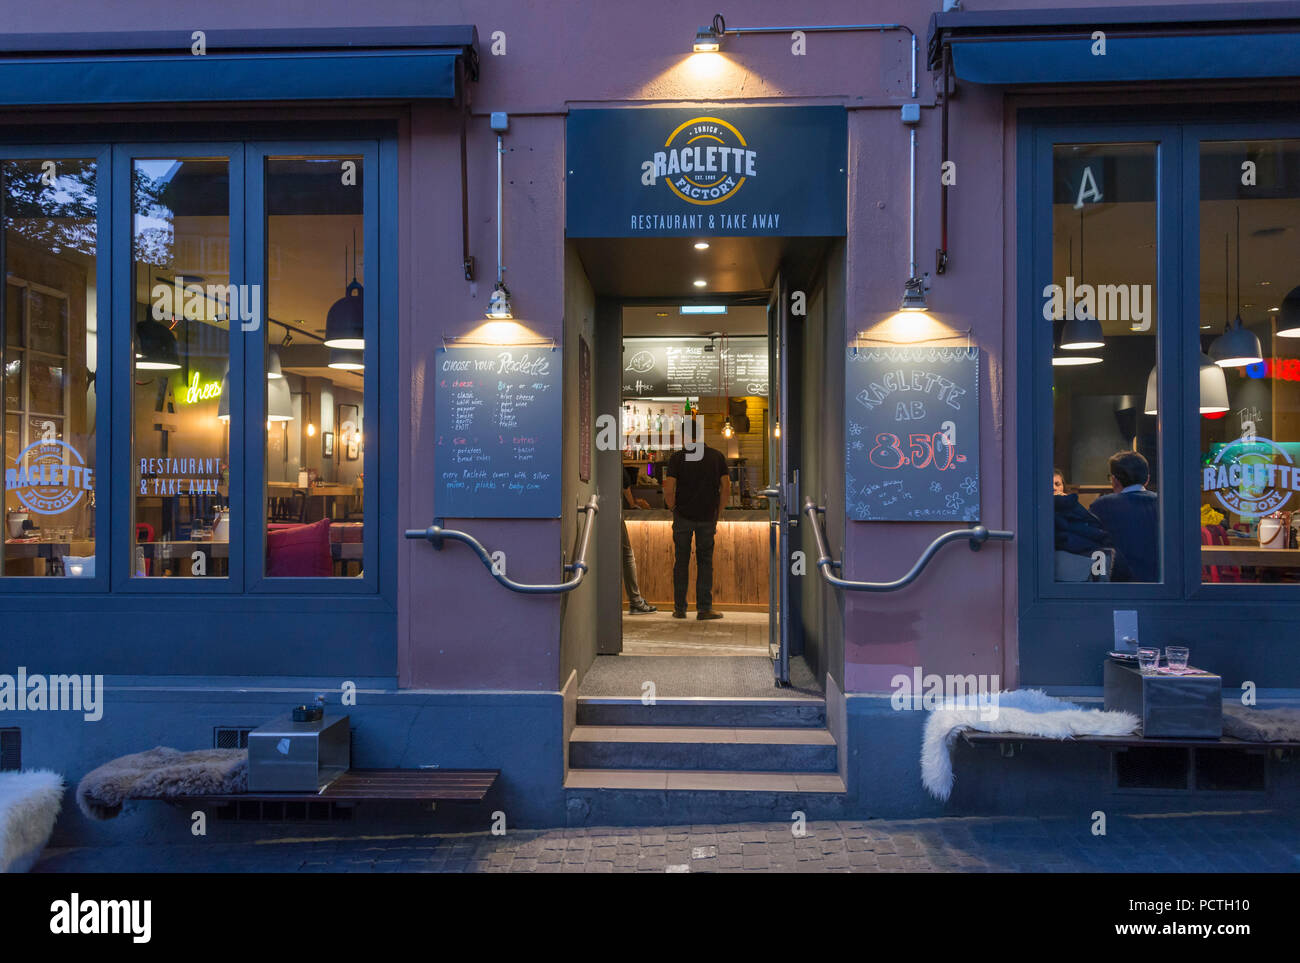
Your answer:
[182,371,222,404]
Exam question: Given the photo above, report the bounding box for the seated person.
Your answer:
[1089,450,1159,582]
[1053,482,1123,579]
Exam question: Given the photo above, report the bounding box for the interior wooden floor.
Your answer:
[620,609,770,656]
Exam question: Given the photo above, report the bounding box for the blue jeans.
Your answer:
[672,516,717,612]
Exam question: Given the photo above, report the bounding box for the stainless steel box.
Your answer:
[247,713,350,792]
[1103,661,1222,739]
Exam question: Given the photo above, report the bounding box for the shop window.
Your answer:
[1,159,98,578]
[131,157,231,578]
[1199,139,1300,584]
[1049,144,1161,584]
[263,156,366,578]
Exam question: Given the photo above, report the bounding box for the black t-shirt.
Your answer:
[666,445,728,522]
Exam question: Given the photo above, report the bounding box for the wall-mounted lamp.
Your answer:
[486,111,515,320]
[693,20,723,52]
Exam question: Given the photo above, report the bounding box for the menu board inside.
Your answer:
[845,346,980,522]
[433,345,561,518]
[622,337,768,397]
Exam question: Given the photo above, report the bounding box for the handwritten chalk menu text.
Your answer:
[845,346,979,522]
[622,337,768,397]
[434,346,561,518]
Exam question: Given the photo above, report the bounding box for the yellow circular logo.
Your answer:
[651,116,754,206]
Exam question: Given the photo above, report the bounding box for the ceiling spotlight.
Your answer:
[693,279,707,288]
[694,241,710,250]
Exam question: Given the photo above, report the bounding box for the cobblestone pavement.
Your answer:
[36,810,1300,872]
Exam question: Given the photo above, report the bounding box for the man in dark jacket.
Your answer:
[1090,450,1159,582]
[664,442,730,620]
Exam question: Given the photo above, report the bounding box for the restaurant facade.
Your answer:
[3,0,1300,842]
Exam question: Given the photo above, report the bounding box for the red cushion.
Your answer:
[266,518,332,578]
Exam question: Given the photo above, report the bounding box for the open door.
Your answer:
[765,272,794,685]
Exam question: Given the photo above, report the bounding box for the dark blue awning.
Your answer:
[0,26,476,105]
[929,2,1300,84]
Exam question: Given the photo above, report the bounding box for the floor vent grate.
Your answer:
[0,728,19,771]
[213,726,252,750]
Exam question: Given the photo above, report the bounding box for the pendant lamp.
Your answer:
[135,317,181,370]
[267,348,284,379]
[1060,212,1106,352]
[266,372,294,422]
[1209,208,1263,367]
[328,348,364,371]
[1276,284,1300,338]
[1143,354,1229,415]
[324,234,364,349]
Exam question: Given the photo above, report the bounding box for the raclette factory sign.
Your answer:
[565,106,847,237]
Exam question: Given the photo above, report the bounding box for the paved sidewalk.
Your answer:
[36,810,1300,872]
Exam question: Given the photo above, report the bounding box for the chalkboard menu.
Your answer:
[845,346,979,522]
[434,346,561,518]
[622,337,768,397]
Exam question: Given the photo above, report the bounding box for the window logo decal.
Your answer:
[4,439,93,516]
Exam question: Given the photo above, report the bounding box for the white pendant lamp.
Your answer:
[1143,354,1229,415]
[267,372,294,422]
[1209,210,1263,367]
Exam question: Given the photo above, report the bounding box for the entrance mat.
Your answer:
[579,656,821,699]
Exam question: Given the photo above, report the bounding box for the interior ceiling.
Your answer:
[1053,197,1300,337]
[622,303,767,336]
[572,235,832,301]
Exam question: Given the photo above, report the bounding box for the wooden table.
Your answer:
[267,482,359,520]
[1201,545,1300,567]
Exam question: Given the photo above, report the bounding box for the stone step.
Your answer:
[562,769,849,826]
[576,697,826,729]
[569,725,836,772]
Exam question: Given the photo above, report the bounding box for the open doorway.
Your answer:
[618,303,771,656]
[580,234,838,696]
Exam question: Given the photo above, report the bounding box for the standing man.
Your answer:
[663,440,731,620]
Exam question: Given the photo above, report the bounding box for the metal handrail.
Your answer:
[405,494,599,594]
[802,497,1013,592]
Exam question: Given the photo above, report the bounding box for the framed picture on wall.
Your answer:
[322,431,334,458]
[338,404,360,462]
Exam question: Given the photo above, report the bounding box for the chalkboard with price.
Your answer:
[845,346,979,522]
[433,345,561,518]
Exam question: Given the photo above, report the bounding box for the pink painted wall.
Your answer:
[4,0,1201,691]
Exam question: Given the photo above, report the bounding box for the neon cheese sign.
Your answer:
[181,372,222,404]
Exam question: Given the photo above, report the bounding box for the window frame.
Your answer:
[111,140,246,595]
[0,143,112,594]
[0,126,396,611]
[1020,108,1300,612]
[244,139,385,596]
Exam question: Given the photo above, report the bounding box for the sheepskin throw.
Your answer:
[1224,705,1300,742]
[0,770,65,873]
[77,747,246,820]
[922,689,1139,801]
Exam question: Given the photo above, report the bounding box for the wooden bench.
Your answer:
[959,730,1300,757]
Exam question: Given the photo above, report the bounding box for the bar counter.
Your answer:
[622,508,770,609]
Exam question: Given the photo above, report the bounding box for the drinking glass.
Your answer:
[1137,647,1160,674]
[1165,645,1190,674]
